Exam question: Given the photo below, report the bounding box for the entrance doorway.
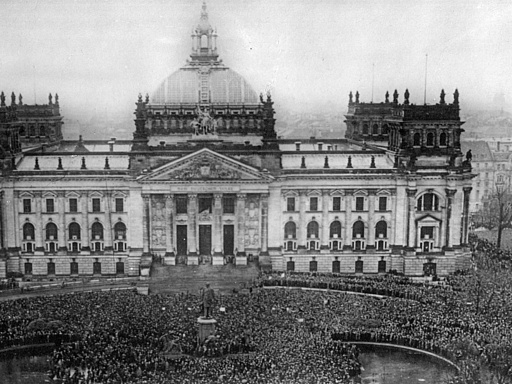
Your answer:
[177,225,187,256]
[223,225,234,255]
[199,225,212,255]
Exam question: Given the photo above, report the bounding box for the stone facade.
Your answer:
[0,4,475,280]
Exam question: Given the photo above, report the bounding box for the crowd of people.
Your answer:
[0,235,510,383]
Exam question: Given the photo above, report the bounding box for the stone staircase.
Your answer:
[148,263,261,295]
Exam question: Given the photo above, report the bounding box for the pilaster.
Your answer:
[298,191,307,249]
[343,191,353,250]
[260,193,269,255]
[165,194,174,255]
[445,189,457,249]
[188,194,197,255]
[34,191,44,253]
[213,193,222,256]
[321,190,330,249]
[236,193,246,255]
[58,192,66,251]
[142,194,150,255]
[406,189,417,250]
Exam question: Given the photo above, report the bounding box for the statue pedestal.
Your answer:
[197,317,217,344]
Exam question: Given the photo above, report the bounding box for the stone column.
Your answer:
[260,193,269,255]
[462,187,472,245]
[321,190,330,249]
[34,192,44,252]
[298,191,307,249]
[188,194,197,255]
[236,193,246,256]
[165,194,174,255]
[445,189,457,249]
[343,191,353,250]
[58,192,66,251]
[406,189,417,249]
[367,190,376,249]
[390,190,397,247]
[142,194,150,255]
[213,194,223,256]
[104,192,113,252]
[0,191,4,251]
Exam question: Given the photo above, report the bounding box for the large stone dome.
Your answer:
[151,66,259,105]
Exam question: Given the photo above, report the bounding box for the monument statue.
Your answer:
[201,282,215,319]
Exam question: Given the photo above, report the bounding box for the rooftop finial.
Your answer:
[404,89,410,105]
[355,91,359,104]
[453,89,459,105]
[11,92,16,106]
[393,89,398,104]
[385,91,389,103]
[48,93,53,105]
[440,89,446,104]
[349,91,353,104]
[18,94,23,105]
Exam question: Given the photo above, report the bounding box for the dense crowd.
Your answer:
[0,235,510,383]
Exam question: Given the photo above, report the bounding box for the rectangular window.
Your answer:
[287,197,296,212]
[223,196,235,214]
[310,197,318,211]
[295,143,301,151]
[69,198,78,212]
[378,196,387,211]
[46,198,54,213]
[92,198,101,212]
[176,196,188,214]
[355,196,364,211]
[23,199,32,213]
[333,196,341,211]
[115,198,124,212]
[198,197,212,213]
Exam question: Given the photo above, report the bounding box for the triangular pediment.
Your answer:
[138,148,273,183]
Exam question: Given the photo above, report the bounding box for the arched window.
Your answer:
[372,124,379,135]
[114,222,126,240]
[362,124,369,135]
[352,220,365,239]
[413,132,421,146]
[19,125,26,136]
[439,132,447,146]
[382,124,389,135]
[417,193,439,211]
[91,222,104,240]
[39,126,46,136]
[46,222,58,240]
[284,222,296,239]
[23,223,35,240]
[330,221,342,238]
[307,221,319,239]
[352,121,358,134]
[375,221,387,238]
[29,125,36,136]
[69,222,81,240]
[201,34,208,48]
[426,132,434,146]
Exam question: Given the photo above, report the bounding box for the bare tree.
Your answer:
[475,181,512,249]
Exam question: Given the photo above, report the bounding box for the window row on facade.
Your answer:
[23,260,127,276]
[173,194,237,215]
[285,258,437,276]
[285,195,390,212]
[283,220,389,252]
[21,196,125,214]
[284,192,441,213]
[21,221,127,254]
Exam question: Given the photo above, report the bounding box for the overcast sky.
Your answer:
[0,0,511,123]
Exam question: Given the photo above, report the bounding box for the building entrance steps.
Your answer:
[149,263,260,295]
